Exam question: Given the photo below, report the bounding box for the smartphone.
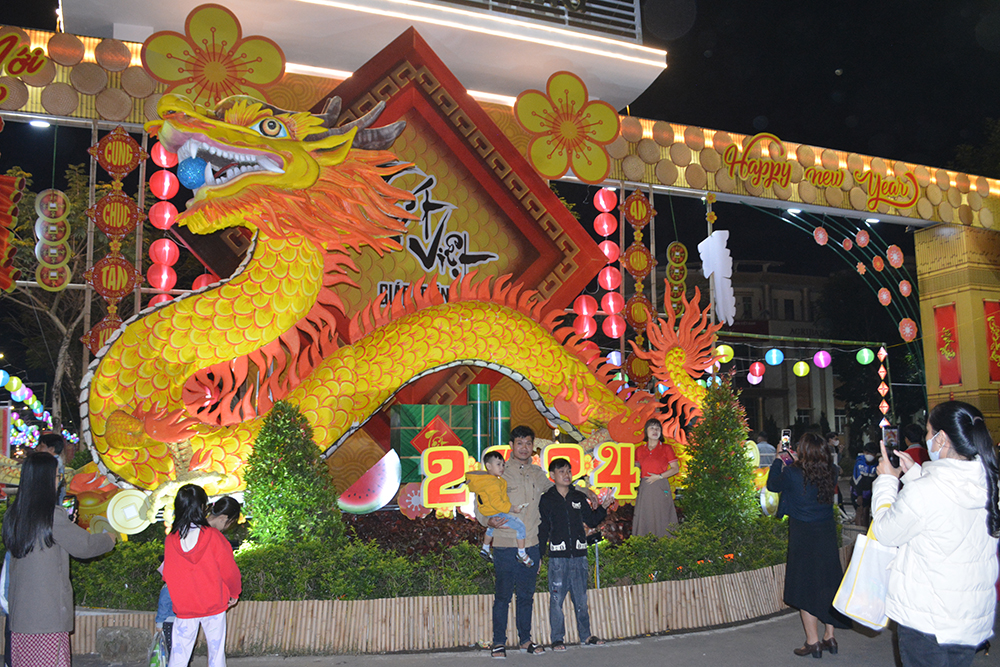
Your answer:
[780,429,792,450]
[882,426,899,467]
[61,494,78,519]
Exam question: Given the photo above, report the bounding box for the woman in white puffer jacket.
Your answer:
[872,401,1000,667]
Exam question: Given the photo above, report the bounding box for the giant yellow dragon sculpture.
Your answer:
[79,93,721,496]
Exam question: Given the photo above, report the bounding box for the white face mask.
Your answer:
[927,433,942,461]
[864,454,875,462]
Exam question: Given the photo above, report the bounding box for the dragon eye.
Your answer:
[252,118,288,138]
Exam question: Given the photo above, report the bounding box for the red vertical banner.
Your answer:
[934,304,962,386]
[0,406,8,457]
[985,301,1000,382]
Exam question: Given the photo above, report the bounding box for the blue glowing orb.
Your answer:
[177,157,207,190]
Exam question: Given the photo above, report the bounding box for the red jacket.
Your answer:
[163,526,242,618]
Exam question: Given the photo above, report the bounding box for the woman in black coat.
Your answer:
[767,432,850,658]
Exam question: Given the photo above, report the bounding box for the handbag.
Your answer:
[832,525,897,630]
[148,629,168,667]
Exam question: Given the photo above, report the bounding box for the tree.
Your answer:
[682,374,757,532]
[243,401,343,546]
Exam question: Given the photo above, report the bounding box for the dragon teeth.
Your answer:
[258,156,284,173]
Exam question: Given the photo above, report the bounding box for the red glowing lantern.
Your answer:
[573,315,597,339]
[192,273,221,291]
[573,295,598,317]
[149,201,177,230]
[147,263,177,291]
[149,238,180,266]
[148,294,172,307]
[602,314,626,338]
[598,266,622,290]
[593,213,617,237]
[601,291,624,314]
[150,142,178,168]
[599,240,620,263]
[149,170,180,200]
[750,361,765,377]
[593,188,617,212]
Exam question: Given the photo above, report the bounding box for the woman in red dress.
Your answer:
[632,418,680,537]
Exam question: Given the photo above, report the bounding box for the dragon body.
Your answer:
[80,94,719,494]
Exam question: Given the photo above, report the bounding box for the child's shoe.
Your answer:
[516,551,534,567]
[479,546,493,563]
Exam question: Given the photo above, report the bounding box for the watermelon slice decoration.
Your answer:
[337,450,401,514]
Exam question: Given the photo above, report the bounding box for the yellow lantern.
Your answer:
[793,361,810,377]
[715,344,734,363]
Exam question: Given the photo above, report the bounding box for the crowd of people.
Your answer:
[2,402,999,667]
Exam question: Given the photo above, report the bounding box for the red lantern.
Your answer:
[192,273,221,291]
[149,170,180,200]
[147,263,177,291]
[149,201,177,230]
[573,294,598,317]
[598,240,620,263]
[573,315,597,339]
[149,238,180,266]
[148,294,172,307]
[750,361,765,376]
[602,314,626,338]
[598,266,622,290]
[601,291,624,314]
[151,142,178,168]
[593,213,617,237]
[593,188,617,212]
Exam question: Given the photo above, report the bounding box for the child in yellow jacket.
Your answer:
[466,450,532,567]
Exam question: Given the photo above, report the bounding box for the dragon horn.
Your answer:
[306,99,406,150]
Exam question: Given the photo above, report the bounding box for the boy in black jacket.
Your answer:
[538,458,612,650]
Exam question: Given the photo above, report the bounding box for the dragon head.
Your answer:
[146,94,415,254]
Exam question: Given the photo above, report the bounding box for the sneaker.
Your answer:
[517,552,534,568]
[479,547,493,563]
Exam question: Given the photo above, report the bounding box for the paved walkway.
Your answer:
[71,610,999,667]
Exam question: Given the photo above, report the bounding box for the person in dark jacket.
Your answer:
[538,458,612,650]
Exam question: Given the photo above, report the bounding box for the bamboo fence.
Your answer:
[44,545,852,656]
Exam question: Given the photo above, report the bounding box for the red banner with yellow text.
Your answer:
[984,301,1000,382]
[934,304,961,386]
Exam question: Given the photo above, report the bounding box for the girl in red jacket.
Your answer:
[163,485,242,667]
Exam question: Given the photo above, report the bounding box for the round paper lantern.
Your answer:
[750,361,765,376]
[606,350,622,366]
[150,142,178,168]
[594,188,617,212]
[5,376,23,392]
[148,200,178,230]
[715,344,734,363]
[764,348,784,365]
[147,263,177,291]
[602,314,626,338]
[856,348,875,365]
[177,157,208,190]
[601,291,624,314]
[149,238,180,266]
[573,294,598,317]
[793,361,810,377]
[598,266,622,290]
[813,350,832,368]
[0,370,7,387]
[148,293,172,307]
[598,240,620,263]
[572,315,597,339]
[150,169,180,200]
[21,388,33,402]
[747,372,763,386]
[593,212,617,236]
[192,273,220,291]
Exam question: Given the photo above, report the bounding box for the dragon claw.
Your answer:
[137,407,200,443]
[553,378,595,424]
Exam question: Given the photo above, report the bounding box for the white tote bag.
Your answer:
[833,526,897,630]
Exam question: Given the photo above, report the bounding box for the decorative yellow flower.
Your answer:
[706,193,717,204]
[514,71,620,184]
[706,211,718,224]
[141,4,285,107]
